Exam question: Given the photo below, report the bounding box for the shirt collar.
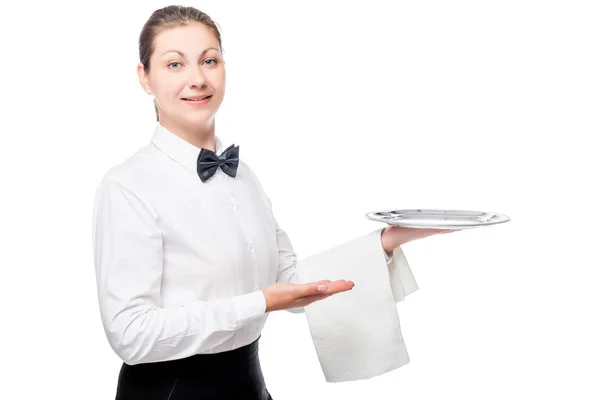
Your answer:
[151,121,224,174]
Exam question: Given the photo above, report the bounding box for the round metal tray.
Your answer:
[365,209,510,229]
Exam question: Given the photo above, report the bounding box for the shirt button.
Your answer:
[229,197,236,209]
[247,241,254,251]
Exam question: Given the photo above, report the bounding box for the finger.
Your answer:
[298,291,339,309]
[426,228,454,235]
[301,292,335,302]
[302,280,353,297]
[316,280,354,295]
[301,280,333,297]
[417,228,439,235]
[329,280,355,292]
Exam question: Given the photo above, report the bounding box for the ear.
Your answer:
[137,62,151,95]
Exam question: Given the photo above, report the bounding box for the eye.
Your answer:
[204,58,218,66]
[168,61,182,69]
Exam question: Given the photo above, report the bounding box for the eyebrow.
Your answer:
[162,47,220,57]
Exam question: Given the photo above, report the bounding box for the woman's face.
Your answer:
[138,22,226,129]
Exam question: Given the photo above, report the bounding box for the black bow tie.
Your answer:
[196,144,240,182]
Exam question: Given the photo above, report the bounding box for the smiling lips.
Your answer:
[182,94,211,100]
[181,95,212,106]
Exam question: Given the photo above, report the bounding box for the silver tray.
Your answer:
[365,209,510,229]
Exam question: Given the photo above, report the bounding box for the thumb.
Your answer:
[316,283,327,293]
[302,280,329,296]
[314,281,329,293]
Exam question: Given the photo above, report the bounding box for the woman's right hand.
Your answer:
[262,279,354,312]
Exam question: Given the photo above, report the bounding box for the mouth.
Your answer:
[181,95,212,101]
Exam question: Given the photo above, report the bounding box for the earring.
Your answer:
[147,90,151,94]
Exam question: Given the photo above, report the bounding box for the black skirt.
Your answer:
[115,335,273,400]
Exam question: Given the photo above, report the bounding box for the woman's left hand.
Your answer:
[381,225,458,254]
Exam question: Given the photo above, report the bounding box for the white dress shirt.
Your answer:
[92,121,394,365]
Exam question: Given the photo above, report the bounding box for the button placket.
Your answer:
[228,189,259,290]
[247,241,259,290]
[246,238,258,289]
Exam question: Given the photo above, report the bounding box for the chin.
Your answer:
[183,112,216,126]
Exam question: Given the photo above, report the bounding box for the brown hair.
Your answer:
[139,5,224,121]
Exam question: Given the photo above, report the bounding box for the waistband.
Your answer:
[124,335,261,373]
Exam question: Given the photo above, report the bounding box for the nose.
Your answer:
[187,65,207,89]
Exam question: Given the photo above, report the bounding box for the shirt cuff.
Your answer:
[233,290,267,326]
[384,248,393,264]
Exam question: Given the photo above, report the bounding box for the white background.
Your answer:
[2,0,599,399]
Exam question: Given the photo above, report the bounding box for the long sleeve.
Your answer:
[271,219,305,314]
[92,178,266,365]
[274,219,298,284]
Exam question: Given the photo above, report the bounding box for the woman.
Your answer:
[92,5,452,399]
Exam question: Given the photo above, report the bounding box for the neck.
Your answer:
[160,116,217,152]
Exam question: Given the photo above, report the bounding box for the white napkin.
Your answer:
[296,228,418,382]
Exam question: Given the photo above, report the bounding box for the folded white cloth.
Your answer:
[296,228,418,382]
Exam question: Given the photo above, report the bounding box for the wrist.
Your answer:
[262,290,271,313]
[380,227,394,255]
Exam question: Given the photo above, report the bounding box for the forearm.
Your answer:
[101,291,266,365]
[381,227,395,259]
